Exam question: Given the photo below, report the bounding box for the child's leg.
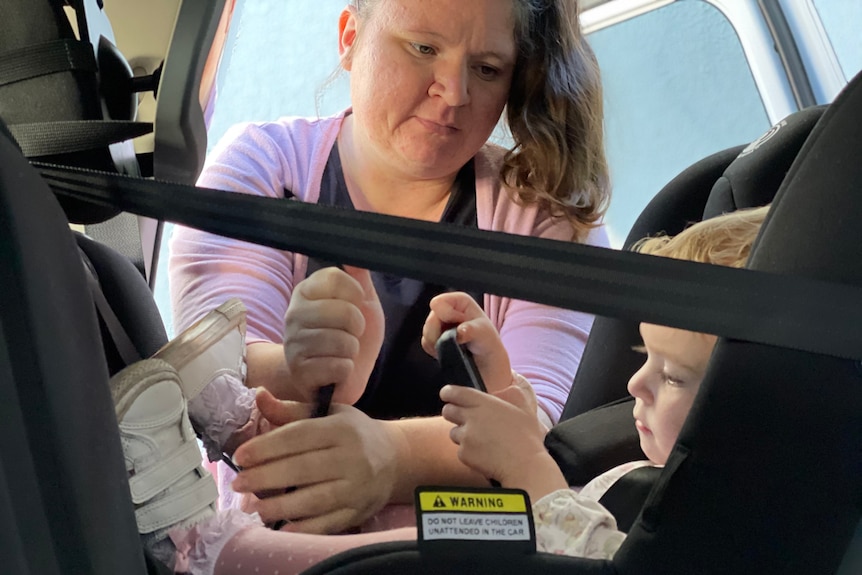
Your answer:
[152,298,262,463]
[113,297,268,571]
[112,300,420,575]
[193,523,417,575]
[359,503,416,532]
[113,355,289,575]
[111,358,225,569]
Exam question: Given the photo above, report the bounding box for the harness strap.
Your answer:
[78,245,142,366]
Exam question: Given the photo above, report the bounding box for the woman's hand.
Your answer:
[440,376,567,500]
[282,266,383,405]
[230,389,406,534]
[421,292,512,393]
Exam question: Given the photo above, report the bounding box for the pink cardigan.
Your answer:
[169,111,609,423]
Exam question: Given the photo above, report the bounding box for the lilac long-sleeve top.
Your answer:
[169,110,609,423]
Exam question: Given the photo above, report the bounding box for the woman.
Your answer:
[170,0,610,535]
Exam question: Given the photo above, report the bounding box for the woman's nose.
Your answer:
[428,62,470,107]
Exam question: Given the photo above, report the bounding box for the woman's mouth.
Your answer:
[416,117,458,136]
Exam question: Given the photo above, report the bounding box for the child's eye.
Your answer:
[411,43,435,56]
[662,372,685,387]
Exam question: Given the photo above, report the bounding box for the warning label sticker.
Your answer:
[415,487,535,547]
[421,512,531,541]
[417,491,527,513]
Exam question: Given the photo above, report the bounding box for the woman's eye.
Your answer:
[475,65,500,80]
[411,43,435,56]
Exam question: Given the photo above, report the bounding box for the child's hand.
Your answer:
[421,292,511,392]
[440,376,560,492]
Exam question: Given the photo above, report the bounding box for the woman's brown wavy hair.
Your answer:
[505,0,609,240]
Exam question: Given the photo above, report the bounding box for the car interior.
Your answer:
[1,0,860,573]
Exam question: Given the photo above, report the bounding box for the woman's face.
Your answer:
[339,0,517,181]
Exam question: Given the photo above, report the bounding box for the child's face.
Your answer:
[627,324,717,465]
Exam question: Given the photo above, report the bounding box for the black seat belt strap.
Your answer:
[0,38,96,88]
[39,162,862,362]
[10,120,152,158]
[78,246,142,366]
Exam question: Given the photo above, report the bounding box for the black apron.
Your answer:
[304,145,481,419]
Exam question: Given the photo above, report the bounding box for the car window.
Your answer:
[586,1,771,246]
[811,0,862,81]
[205,2,350,153]
[154,2,350,338]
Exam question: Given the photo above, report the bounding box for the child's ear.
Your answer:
[338,7,359,71]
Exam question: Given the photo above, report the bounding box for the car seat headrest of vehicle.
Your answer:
[703,104,827,218]
[0,0,150,225]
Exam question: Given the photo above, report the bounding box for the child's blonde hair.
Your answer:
[632,204,770,267]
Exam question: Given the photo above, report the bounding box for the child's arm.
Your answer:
[441,378,626,559]
[439,375,568,502]
[424,292,567,499]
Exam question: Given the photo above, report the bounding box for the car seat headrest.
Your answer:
[560,143,747,422]
[624,144,745,249]
[97,35,137,123]
[703,104,826,218]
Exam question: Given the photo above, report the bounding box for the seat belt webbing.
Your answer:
[78,245,142,366]
[10,120,153,158]
[39,162,862,362]
[0,39,96,88]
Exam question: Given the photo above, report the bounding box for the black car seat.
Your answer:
[547,103,828,489]
[296,68,862,575]
[0,1,225,572]
[0,121,151,574]
[76,231,169,374]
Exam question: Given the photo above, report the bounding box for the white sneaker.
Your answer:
[153,298,247,401]
[110,358,219,543]
[152,298,255,461]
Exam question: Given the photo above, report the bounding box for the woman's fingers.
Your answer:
[342,265,380,305]
[233,413,332,468]
[232,405,398,534]
[296,266,366,304]
[253,481,356,534]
